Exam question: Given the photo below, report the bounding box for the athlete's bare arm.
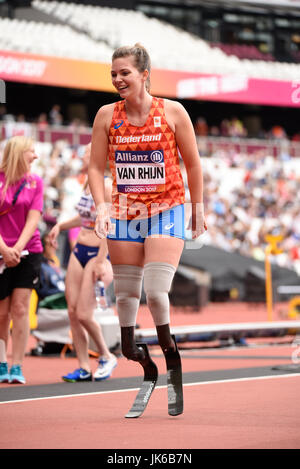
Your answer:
[88,104,114,208]
[164,99,203,205]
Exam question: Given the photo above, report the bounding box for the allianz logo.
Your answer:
[116,150,164,163]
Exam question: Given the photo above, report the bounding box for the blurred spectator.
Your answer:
[229,117,247,138]
[49,105,63,126]
[48,143,116,382]
[220,118,230,136]
[35,232,65,300]
[36,113,49,130]
[209,125,220,137]
[0,105,7,121]
[292,131,300,142]
[15,114,32,137]
[2,113,32,139]
[194,117,208,136]
[269,125,287,140]
[68,118,88,133]
[200,147,300,273]
[0,136,44,385]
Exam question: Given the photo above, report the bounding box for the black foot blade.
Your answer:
[165,335,183,416]
[125,343,158,418]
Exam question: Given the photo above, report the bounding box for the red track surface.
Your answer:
[1,302,300,449]
[1,376,299,449]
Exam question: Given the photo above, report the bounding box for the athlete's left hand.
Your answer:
[187,202,207,239]
[94,203,112,239]
[92,260,107,283]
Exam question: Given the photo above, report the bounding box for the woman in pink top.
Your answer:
[0,136,44,384]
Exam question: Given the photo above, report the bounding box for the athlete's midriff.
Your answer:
[108,97,185,220]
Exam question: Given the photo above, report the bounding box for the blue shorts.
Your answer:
[73,243,99,268]
[107,204,185,243]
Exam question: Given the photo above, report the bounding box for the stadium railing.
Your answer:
[196,136,300,158]
[1,122,300,157]
[0,121,92,146]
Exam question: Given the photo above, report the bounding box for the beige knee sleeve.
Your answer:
[112,265,144,327]
[143,262,176,326]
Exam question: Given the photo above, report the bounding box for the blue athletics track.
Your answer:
[1,302,300,450]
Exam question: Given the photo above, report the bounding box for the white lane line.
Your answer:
[0,372,299,405]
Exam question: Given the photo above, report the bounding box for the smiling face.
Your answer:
[111,56,148,98]
[23,144,38,172]
[1,136,37,188]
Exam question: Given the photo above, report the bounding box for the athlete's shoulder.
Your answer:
[162,98,189,130]
[163,98,186,113]
[93,102,116,132]
[95,102,115,120]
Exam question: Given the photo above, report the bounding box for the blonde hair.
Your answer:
[112,43,151,92]
[0,135,33,199]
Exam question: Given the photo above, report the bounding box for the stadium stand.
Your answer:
[211,43,275,62]
[0,122,299,275]
[0,0,299,80]
[0,15,113,61]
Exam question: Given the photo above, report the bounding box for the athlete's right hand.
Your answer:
[95,203,112,239]
[1,246,20,267]
[48,224,60,248]
[187,202,207,239]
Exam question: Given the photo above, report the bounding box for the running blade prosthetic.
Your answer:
[125,343,158,418]
[164,335,183,416]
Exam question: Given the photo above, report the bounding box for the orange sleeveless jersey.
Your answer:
[108,97,185,220]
